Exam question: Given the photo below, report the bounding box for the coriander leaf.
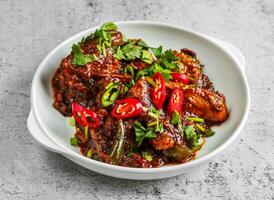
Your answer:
[125,47,141,60]
[161,49,179,61]
[141,50,153,64]
[153,64,172,80]
[162,59,177,69]
[142,152,153,161]
[100,22,118,31]
[134,122,156,146]
[79,33,95,44]
[137,40,149,48]
[184,126,200,148]
[71,44,98,66]
[114,47,125,60]
[150,46,163,57]
[172,111,180,125]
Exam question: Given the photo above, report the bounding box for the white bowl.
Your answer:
[28,21,250,180]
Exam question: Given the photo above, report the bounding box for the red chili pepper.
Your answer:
[111,98,142,119]
[151,72,167,109]
[71,103,100,128]
[172,73,190,84]
[167,88,184,116]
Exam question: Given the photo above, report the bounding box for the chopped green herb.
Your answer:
[186,117,205,123]
[71,44,98,66]
[184,126,200,148]
[137,40,148,48]
[161,49,179,61]
[114,46,125,60]
[150,46,163,57]
[141,50,153,64]
[142,152,153,161]
[87,149,93,158]
[100,22,118,31]
[134,122,156,146]
[136,49,179,79]
[114,41,153,62]
[136,63,172,81]
[128,144,138,157]
[70,137,78,146]
[172,111,180,125]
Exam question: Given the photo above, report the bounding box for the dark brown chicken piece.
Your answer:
[151,131,174,150]
[173,50,202,83]
[184,88,229,122]
[127,77,152,108]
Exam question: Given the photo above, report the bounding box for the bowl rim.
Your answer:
[30,20,250,174]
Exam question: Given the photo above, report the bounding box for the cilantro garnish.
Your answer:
[136,63,172,81]
[71,44,98,66]
[134,122,156,146]
[184,125,201,148]
[141,50,154,64]
[142,152,153,161]
[100,22,118,31]
[135,49,178,81]
[150,46,163,57]
[114,41,154,64]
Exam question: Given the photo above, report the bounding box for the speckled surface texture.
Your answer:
[0,0,273,199]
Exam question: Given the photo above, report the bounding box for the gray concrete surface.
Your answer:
[0,0,273,199]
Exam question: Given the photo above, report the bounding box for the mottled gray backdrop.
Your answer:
[0,0,273,199]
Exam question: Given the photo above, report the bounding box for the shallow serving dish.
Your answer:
[28,21,250,180]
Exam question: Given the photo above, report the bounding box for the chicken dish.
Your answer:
[51,22,229,168]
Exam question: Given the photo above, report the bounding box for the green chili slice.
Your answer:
[101,82,121,107]
[186,117,205,123]
[84,126,89,140]
[87,149,93,158]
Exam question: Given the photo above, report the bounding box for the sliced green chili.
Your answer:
[196,123,205,132]
[101,82,120,107]
[204,128,215,137]
[186,117,205,123]
[148,121,158,127]
[87,149,93,158]
[147,78,157,88]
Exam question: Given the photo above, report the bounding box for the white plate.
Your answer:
[28,21,250,180]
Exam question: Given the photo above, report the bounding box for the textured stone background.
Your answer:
[0,0,274,199]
